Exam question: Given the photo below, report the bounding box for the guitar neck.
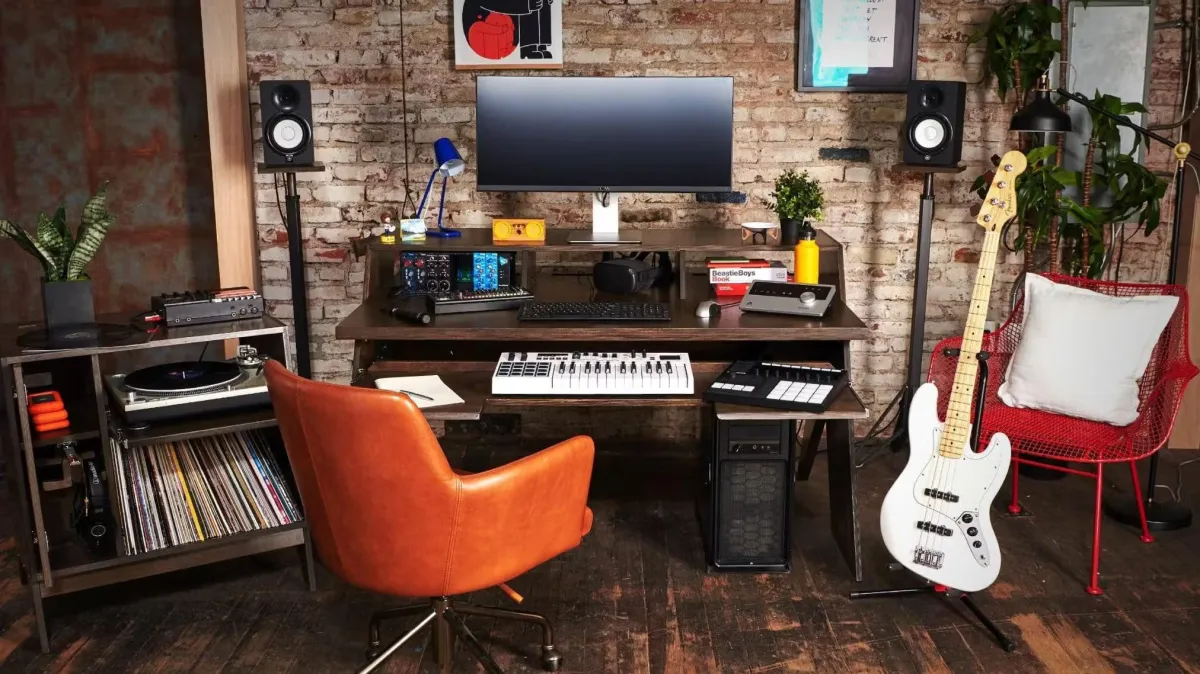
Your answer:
[938,228,1002,459]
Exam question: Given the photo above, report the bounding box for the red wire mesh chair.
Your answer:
[927,273,1197,596]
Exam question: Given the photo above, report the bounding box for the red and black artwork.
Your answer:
[454,0,563,69]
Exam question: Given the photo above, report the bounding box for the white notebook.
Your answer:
[374,375,465,409]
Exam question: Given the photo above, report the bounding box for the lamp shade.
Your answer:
[1010,90,1072,133]
[434,138,465,177]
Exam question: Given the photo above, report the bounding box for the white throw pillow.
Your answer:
[997,273,1179,426]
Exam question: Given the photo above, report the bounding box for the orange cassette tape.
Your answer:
[492,218,546,243]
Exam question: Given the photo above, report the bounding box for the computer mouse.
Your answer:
[695,300,722,318]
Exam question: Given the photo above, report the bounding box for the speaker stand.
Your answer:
[258,162,326,378]
[856,164,965,468]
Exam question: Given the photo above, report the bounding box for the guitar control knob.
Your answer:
[961,513,973,523]
[967,527,978,536]
[972,541,982,549]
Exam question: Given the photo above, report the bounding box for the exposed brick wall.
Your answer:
[244,0,1183,431]
[0,0,218,323]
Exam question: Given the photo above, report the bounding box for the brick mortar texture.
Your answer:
[244,0,1183,434]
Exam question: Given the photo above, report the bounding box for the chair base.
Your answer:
[362,597,561,674]
[1104,494,1193,532]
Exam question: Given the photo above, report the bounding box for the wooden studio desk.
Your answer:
[338,228,873,579]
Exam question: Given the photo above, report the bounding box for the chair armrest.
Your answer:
[446,436,595,592]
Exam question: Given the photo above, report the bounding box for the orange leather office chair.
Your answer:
[265,361,595,673]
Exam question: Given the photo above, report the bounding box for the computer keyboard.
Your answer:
[517,301,671,322]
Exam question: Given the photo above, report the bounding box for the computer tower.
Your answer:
[700,415,796,572]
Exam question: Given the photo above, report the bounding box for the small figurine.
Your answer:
[380,213,397,244]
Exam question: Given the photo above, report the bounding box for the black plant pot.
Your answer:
[42,279,96,330]
[780,219,806,246]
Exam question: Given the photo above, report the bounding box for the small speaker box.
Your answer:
[260,80,315,167]
[902,80,967,167]
[493,218,546,243]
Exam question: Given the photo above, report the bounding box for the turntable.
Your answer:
[104,357,270,424]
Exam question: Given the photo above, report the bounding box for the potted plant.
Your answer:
[768,169,824,246]
[0,185,115,329]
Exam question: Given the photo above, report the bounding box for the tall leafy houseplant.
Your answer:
[0,185,115,327]
[970,2,1061,105]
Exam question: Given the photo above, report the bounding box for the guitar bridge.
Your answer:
[913,547,945,570]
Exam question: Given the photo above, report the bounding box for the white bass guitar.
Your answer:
[879,151,1026,593]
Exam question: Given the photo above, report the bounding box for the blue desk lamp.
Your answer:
[417,138,465,238]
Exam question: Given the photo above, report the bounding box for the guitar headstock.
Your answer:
[976,150,1026,232]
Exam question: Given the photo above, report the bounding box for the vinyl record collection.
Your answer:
[108,430,301,555]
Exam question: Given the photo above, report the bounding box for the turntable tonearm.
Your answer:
[104,347,271,424]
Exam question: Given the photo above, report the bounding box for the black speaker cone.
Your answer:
[273,84,302,112]
[921,87,944,108]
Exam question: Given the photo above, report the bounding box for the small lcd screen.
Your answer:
[476,76,734,193]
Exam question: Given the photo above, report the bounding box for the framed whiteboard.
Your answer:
[796,0,920,92]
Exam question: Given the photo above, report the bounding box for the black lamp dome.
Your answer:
[1011,89,1072,133]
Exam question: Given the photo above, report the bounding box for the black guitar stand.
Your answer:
[850,348,1016,653]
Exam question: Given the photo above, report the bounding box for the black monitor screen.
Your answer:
[476,76,734,193]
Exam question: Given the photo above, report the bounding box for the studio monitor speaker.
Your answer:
[260,80,315,167]
[902,80,966,167]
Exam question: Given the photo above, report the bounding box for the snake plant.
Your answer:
[0,184,114,281]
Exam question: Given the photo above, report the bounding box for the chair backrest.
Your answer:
[264,360,461,597]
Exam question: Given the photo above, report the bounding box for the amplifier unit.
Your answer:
[397,252,516,294]
[151,288,264,326]
[700,417,795,572]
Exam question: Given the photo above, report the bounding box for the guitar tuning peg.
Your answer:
[1003,164,1013,171]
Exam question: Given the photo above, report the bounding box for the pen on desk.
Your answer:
[393,389,435,402]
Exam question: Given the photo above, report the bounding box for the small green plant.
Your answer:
[0,184,114,281]
[768,170,824,223]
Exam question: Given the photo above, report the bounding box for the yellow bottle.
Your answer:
[793,222,819,284]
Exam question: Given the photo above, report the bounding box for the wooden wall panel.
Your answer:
[201,0,258,293]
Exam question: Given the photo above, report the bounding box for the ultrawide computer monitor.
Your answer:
[476,76,734,243]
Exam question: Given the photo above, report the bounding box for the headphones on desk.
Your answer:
[73,459,114,553]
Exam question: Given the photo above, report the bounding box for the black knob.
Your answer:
[961,513,973,524]
[972,541,982,549]
[967,527,978,536]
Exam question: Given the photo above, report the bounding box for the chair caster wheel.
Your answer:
[541,645,562,672]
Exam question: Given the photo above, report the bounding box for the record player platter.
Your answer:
[105,360,269,424]
[124,361,244,394]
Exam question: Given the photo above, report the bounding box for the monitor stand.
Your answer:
[568,192,642,244]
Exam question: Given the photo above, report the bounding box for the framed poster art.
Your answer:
[454,0,564,70]
[796,0,919,93]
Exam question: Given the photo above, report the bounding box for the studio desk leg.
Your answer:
[825,420,863,581]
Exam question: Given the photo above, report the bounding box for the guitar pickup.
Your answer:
[913,547,945,569]
[916,521,953,536]
[923,488,960,503]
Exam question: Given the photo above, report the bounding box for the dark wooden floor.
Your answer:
[2,440,1200,673]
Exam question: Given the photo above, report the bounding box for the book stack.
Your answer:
[109,430,302,555]
[706,257,789,297]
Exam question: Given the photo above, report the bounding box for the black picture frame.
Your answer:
[795,0,920,93]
